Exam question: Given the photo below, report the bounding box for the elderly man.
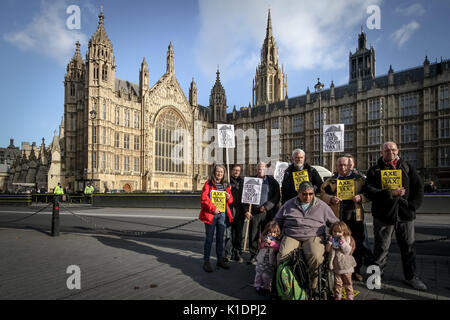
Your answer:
[275,181,339,291]
[320,156,372,281]
[244,162,280,264]
[281,149,323,205]
[364,141,427,290]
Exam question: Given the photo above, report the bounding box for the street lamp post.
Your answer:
[314,78,324,166]
[89,109,97,188]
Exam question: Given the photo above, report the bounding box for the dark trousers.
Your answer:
[231,214,245,256]
[373,217,417,280]
[343,219,367,274]
[248,208,267,257]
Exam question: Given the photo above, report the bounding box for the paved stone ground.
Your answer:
[1,227,449,300]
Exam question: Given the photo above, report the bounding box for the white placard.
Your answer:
[274,161,289,186]
[217,124,235,148]
[242,177,263,205]
[323,124,345,152]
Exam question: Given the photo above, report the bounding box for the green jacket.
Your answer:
[84,186,94,194]
[54,186,64,195]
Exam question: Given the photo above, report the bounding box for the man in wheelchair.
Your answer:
[274,181,339,296]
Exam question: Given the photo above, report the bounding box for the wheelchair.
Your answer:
[274,244,334,300]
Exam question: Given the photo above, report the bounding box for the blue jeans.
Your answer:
[204,212,226,262]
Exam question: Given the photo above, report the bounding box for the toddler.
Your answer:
[254,221,281,295]
[326,221,357,300]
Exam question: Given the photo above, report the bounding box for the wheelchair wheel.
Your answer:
[317,262,334,300]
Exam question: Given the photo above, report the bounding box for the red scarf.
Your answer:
[384,157,399,169]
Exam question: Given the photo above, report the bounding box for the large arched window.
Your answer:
[155,108,186,173]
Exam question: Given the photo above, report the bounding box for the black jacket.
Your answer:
[281,163,323,204]
[364,157,424,223]
[244,175,280,219]
[230,176,245,219]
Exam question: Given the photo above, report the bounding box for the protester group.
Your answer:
[198,140,427,300]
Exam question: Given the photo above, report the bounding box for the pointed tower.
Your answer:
[209,68,227,124]
[86,8,116,89]
[349,26,375,83]
[139,57,149,95]
[166,42,175,74]
[253,9,285,107]
[64,41,85,185]
[189,78,198,107]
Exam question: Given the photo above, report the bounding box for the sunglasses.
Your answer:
[301,192,314,196]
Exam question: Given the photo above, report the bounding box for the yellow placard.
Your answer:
[211,190,226,212]
[381,170,402,190]
[293,170,310,191]
[337,179,355,201]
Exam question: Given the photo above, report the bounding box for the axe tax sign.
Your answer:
[210,190,227,212]
[381,170,402,190]
[293,170,309,191]
[242,177,263,205]
[336,179,355,200]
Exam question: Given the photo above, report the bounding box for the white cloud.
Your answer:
[195,0,382,81]
[3,0,88,65]
[395,3,426,16]
[390,21,420,48]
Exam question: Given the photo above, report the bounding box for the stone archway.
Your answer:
[123,183,132,193]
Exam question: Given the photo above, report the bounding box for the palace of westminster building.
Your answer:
[3,9,450,192]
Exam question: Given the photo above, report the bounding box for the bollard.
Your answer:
[51,197,60,237]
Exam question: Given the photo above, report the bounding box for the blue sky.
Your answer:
[1,0,449,149]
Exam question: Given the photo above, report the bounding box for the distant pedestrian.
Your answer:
[53,183,64,203]
[84,183,94,203]
[199,164,234,272]
[364,141,427,290]
[424,180,437,193]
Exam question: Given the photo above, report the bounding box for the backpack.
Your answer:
[275,250,309,300]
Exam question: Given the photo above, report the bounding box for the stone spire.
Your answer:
[209,67,227,123]
[253,9,285,106]
[166,42,175,74]
[189,78,198,107]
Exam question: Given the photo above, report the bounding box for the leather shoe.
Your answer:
[232,253,244,263]
[217,258,230,269]
[203,261,213,273]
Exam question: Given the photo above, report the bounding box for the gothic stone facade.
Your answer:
[231,20,450,187]
[63,11,225,193]
[64,10,450,191]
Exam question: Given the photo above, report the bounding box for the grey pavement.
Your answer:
[0,206,450,300]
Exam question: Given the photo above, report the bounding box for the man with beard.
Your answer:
[281,149,323,204]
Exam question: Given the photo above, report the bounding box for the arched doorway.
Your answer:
[123,183,132,193]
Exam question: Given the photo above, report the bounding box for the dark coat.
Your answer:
[364,157,424,223]
[244,175,280,220]
[281,163,323,204]
[230,176,245,220]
